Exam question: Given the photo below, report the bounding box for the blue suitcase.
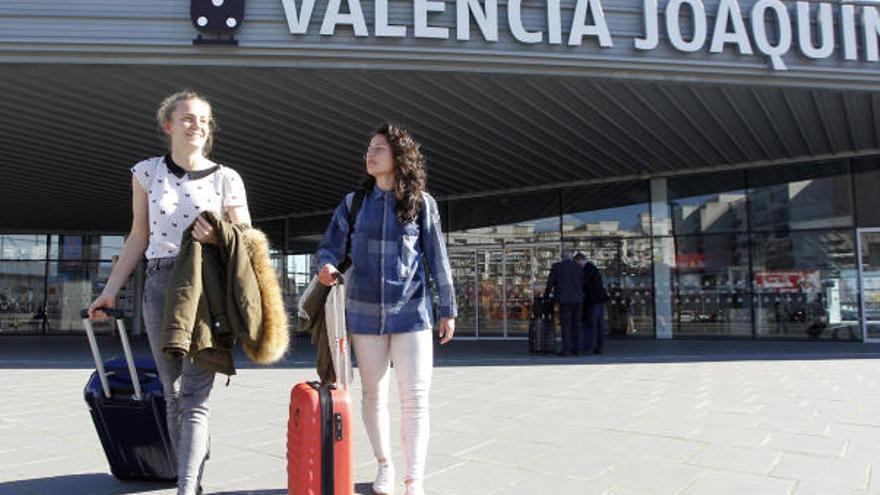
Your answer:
[82,308,176,481]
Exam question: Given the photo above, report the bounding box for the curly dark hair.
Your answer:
[361,122,427,224]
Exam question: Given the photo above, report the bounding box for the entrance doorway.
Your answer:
[857,228,880,342]
[448,243,558,338]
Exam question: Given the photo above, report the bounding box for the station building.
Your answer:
[1,0,879,341]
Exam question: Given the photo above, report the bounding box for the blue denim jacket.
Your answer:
[315,188,457,334]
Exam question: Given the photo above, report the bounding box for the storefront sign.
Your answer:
[280,0,880,70]
[754,270,820,292]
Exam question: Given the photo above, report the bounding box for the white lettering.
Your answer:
[751,0,791,70]
[415,0,449,39]
[508,0,542,43]
[548,0,562,44]
[375,0,406,37]
[568,0,613,47]
[842,4,858,61]
[864,5,880,62]
[635,0,659,50]
[320,0,368,36]
[281,0,316,34]
[457,0,498,41]
[796,1,833,59]
[666,0,707,53]
[710,0,753,55]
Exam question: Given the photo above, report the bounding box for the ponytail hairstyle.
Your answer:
[156,90,216,156]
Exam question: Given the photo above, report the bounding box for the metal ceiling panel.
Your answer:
[0,64,877,233]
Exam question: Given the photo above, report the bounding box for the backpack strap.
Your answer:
[338,190,365,273]
[418,194,427,255]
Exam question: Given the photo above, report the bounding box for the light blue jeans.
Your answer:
[143,257,214,495]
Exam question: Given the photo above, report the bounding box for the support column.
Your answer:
[651,178,674,339]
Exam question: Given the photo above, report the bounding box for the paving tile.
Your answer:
[686,445,781,475]
[762,432,847,458]
[681,470,796,495]
[591,458,704,495]
[492,474,609,495]
[771,452,869,491]
[690,425,773,449]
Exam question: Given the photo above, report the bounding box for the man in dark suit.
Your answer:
[575,252,611,354]
[544,251,584,356]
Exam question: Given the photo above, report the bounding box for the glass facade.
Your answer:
[0,235,131,334]
[4,156,880,340]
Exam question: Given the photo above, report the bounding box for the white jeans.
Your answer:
[352,330,433,482]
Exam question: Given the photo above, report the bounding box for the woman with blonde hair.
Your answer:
[316,122,457,495]
[88,90,251,495]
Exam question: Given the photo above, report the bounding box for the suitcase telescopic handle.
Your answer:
[80,308,124,319]
[81,307,143,401]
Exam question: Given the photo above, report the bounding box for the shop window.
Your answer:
[751,229,858,340]
[672,234,752,337]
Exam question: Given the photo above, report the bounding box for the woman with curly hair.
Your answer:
[315,122,457,495]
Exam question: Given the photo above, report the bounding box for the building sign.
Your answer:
[192,0,246,44]
[754,270,820,292]
[280,0,880,70]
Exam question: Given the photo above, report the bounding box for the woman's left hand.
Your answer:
[438,318,455,345]
[192,215,217,245]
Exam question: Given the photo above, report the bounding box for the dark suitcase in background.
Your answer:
[529,296,556,354]
[82,308,176,481]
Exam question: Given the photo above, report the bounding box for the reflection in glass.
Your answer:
[853,157,880,227]
[477,250,505,336]
[752,230,858,339]
[50,235,106,261]
[669,171,748,235]
[859,230,880,340]
[0,261,46,333]
[449,191,560,246]
[562,181,651,238]
[99,236,125,261]
[0,235,47,260]
[673,234,752,336]
[748,161,853,231]
[285,254,313,333]
[449,250,477,337]
[504,245,557,336]
[45,261,132,333]
[568,238,654,337]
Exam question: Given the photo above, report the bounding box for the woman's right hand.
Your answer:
[87,292,116,321]
[319,263,339,286]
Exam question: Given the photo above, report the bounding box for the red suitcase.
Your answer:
[287,382,353,495]
[288,276,354,495]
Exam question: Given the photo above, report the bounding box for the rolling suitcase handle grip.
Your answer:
[81,308,143,401]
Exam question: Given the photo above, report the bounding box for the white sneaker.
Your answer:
[372,462,395,495]
[404,481,425,495]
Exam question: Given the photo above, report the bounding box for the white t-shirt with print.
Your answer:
[131,156,248,260]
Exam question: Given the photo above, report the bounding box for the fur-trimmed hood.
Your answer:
[239,227,289,365]
[162,211,289,375]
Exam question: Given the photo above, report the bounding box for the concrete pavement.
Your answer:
[1,336,880,495]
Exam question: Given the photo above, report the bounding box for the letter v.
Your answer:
[282,0,316,34]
